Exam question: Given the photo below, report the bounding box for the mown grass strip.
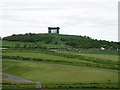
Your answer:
[2,55,118,70]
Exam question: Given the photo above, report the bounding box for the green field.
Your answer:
[3,59,118,83]
[0,33,120,90]
[79,54,118,62]
[2,41,34,48]
[2,49,119,89]
[1,34,119,89]
[2,50,119,70]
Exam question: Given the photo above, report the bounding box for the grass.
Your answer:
[2,50,118,70]
[0,40,2,47]
[2,40,69,49]
[2,49,119,89]
[2,41,33,48]
[2,82,35,89]
[2,82,119,89]
[3,59,118,83]
[79,54,119,62]
[2,75,8,79]
[1,34,119,89]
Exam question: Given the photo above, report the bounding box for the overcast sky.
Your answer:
[0,0,119,41]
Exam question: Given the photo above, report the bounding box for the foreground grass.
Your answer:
[2,49,119,89]
[3,59,118,83]
[2,82,34,89]
[2,59,119,89]
[2,82,119,89]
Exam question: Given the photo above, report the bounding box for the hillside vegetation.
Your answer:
[3,33,119,49]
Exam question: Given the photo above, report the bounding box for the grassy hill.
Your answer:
[1,33,119,89]
[2,33,119,49]
[2,49,119,89]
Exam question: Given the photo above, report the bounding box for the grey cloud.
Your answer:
[60,14,116,27]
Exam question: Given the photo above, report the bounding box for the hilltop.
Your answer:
[2,33,119,49]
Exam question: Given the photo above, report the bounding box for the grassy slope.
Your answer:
[2,33,69,49]
[80,54,118,62]
[2,34,119,89]
[2,41,33,48]
[3,52,87,63]
[3,59,118,83]
[2,50,118,70]
[2,40,118,56]
[2,33,119,50]
[2,50,119,89]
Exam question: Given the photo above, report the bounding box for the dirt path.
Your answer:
[0,72,32,83]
